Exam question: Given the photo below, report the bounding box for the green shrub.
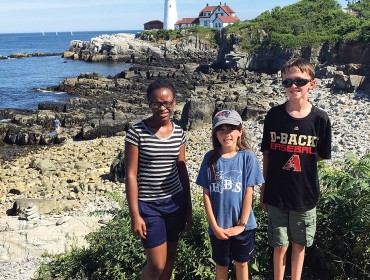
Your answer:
[310,153,370,279]
[227,0,370,50]
[34,153,370,279]
[34,190,216,279]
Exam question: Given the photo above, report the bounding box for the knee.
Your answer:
[145,262,165,278]
[234,260,249,270]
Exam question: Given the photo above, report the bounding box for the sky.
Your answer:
[0,0,349,34]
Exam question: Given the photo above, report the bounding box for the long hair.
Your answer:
[208,124,252,182]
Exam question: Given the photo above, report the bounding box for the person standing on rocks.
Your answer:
[260,57,332,280]
[124,79,192,280]
[53,118,61,133]
[196,110,264,280]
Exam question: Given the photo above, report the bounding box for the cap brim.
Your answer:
[212,120,241,129]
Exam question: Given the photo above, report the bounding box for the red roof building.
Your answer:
[174,18,199,30]
[175,2,238,30]
[144,20,163,30]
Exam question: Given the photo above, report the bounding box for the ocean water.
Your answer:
[0,30,141,109]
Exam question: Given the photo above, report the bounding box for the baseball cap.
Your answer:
[212,110,243,130]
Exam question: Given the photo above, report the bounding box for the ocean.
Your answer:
[0,30,141,110]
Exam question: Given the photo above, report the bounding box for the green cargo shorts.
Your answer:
[267,205,316,247]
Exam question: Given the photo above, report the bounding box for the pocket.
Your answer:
[304,216,316,246]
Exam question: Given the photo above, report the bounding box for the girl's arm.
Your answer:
[203,188,230,240]
[125,142,147,239]
[226,186,254,236]
[177,144,193,231]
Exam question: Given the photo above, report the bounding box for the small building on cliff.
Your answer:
[144,20,164,30]
[175,18,199,29]
[175,2,238,30]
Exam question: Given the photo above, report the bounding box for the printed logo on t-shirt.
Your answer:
[269,132,318,155]
[210,170,242,193]
[283,154,301,172]
[269,131,318,172]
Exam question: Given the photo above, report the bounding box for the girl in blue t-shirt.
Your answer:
[196,110,264,280]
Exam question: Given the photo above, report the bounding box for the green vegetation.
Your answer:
[141,27,218,46]
[225,0,370,49]
[141,29,182,41]
[313,152,370,279]
[34,152,370,279]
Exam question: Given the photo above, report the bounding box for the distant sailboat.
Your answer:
[55,32,58,36]
[71,31,73,36]
[42,31,45,36]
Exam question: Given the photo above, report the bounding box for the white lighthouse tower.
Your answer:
[164,0,178,30]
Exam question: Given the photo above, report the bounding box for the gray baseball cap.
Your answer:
[212,110,242,130]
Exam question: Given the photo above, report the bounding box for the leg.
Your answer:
[141,242,167,280]
[235,261,249,280]
[291,242,305,280]
[273,245,289,280]
[215,264,228,280]
[289,207,316,280]
[159,241,178,280]
[267,205,290,280]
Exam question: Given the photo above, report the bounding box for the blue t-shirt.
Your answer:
[196,150,264,235]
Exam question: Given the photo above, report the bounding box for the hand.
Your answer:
[131,215,147,239]
[226,226,245,237]
[213,226,231,240]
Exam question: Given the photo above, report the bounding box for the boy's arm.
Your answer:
[260,151,269,212]
[203,188,230,240]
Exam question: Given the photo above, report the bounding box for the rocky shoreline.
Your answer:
[0,77,369,279]
[0,32,369,279]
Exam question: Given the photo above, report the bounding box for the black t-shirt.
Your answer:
[261,103,331,211]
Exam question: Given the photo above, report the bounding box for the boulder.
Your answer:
[109,151,125,183]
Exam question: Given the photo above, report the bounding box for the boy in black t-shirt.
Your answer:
[260,57,331,280]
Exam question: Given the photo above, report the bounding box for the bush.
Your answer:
[34,190,273,279]
[229,0,370,50]
[309,153,370,279]
[34,191,216,279]
[34,153,370,279]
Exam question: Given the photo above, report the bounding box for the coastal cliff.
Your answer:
[0,27,369,150]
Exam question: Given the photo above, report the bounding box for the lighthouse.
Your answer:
[164,0,178,30]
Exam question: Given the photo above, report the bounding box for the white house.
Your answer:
[175,2,238,30]
[174,18,199,30]
[198,2,238,29]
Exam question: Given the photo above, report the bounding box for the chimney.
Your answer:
[220,2,221,5]
[206,3,208,7]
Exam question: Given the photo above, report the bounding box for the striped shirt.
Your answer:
[125,120,186,201]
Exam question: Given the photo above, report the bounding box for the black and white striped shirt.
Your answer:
[125,121,186,201]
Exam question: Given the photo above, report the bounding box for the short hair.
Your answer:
[281,57,315,80]
[146,79,175,100]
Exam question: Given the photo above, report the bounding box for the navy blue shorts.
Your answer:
[138,191,186,249]
[210,229,256,266]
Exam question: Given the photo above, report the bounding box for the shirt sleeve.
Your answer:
[317,115,332,159]
[181,128,186,146]
[125,125,139,146]
[260,110,272,152]
[245,152,265,186]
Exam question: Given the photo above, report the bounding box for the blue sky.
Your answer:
[0,0,349,34]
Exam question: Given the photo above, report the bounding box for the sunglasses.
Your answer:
[282,78,311,88]
[149,99,175,109]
